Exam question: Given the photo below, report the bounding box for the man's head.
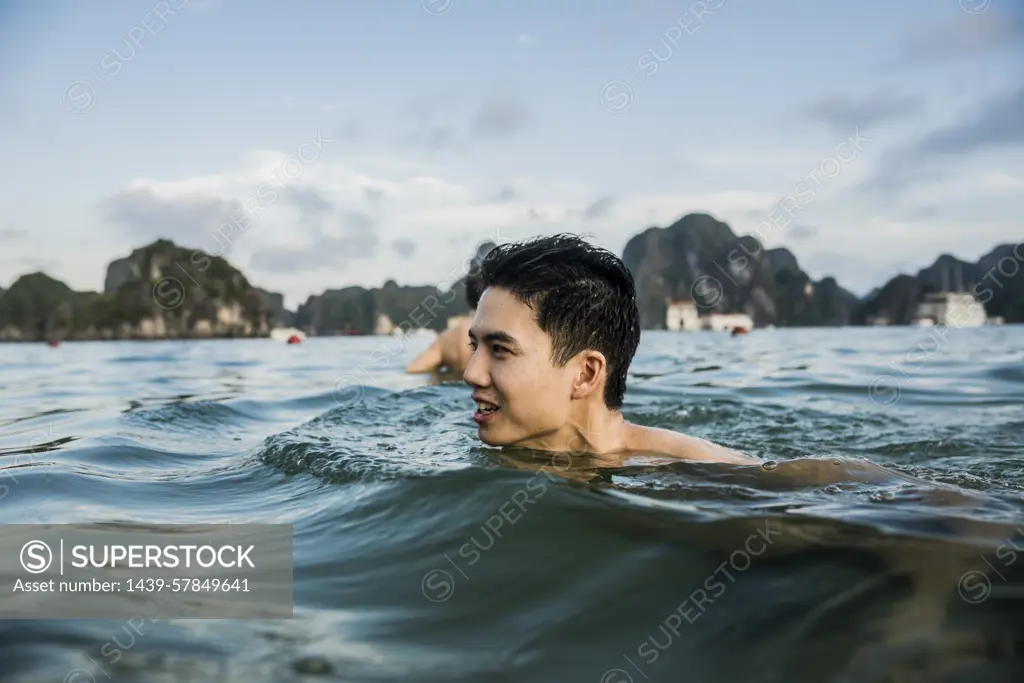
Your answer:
[464,234,641,448]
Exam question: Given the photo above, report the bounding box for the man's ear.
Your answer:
[570,350,607,400]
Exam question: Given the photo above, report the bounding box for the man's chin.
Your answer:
[476,427,504,446]
[477,422,522,447]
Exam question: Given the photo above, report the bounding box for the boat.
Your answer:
[271,327,307,343]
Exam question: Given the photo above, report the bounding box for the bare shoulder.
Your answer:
[439,320,470,349]
[437,325,458,343]
[624,423,760,465]
[439,317,471,339]
[436,319,473,370]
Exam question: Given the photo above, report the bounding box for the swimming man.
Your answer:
[405,270,485,376]
[463,233,759,465]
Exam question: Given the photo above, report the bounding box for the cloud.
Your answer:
[391,239,417,259]
[897,11,1024,64]
[249,231,381,273]
[802,89,923,133]
[250,209,381,274]
[413,126,461,151]
[491,187,517,202]
[336,120,363,141]
[0,227,28,242]
[910,87,1024,155]
[976,171,1024,191]
[401,93,463,152]
[517,34,532,44]
[581,196,614,220]
[282,186,334,231]
[901,204,940,222]
[739,208,767,221]
[1,255,65,279]
[401,94,533,149]
[472,97,531,138]
[859,86,1024,197]
[102,187,244,252]
[787,225,818,240]
[343,211,377,234]
[94,141,826,308]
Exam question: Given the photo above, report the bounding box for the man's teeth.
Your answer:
[476,401,499,412]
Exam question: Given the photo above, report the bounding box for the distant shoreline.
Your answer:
[2,323,1018,345]
[0,329,443,343]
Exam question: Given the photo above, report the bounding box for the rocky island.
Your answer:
[622,213,862,328]
[1,215,1020,341]
[0,240,274,341]
[0,239,475,342]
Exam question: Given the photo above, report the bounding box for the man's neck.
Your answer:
[566,403,629,454]
[516,403,629,455]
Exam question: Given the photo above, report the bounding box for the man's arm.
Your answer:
[405,338,444,374]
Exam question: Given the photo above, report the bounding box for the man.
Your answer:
[464,233,759,465]
[405,270,485,376]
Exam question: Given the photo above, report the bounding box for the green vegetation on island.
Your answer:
[1,216,1021,341]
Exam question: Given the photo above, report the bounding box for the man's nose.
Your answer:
[463,348,487,387]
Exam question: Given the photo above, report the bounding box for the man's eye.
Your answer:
[492,345,508,354]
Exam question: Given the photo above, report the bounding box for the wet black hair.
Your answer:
[477,233,641,410]
[464,241,496,310]
[465,273,484,310]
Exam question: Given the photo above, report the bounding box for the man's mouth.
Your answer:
[474,399,499,414]
[473,397,500,423]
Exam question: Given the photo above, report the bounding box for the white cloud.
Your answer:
[13,135,1016,310]
[868,162,1024,210]
[517,34,532,44]
[96,146,805,308]
[976,171,1024,191]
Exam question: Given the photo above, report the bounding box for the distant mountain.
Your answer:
[254,288,295,329]
[295,278,472,335]
[292,241,495,336]
[0,240,285,341]
[621,213,861,328]
[0,228,1019,342]
[0,272,78,340]
[863,244,1024,324]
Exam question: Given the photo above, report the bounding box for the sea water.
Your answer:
[0,326,1022,682]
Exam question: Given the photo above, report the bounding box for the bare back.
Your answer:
[438,317,474,374]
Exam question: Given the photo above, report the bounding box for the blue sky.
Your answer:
[1,0,1021,309]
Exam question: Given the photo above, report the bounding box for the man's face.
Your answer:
[463,286,577,448]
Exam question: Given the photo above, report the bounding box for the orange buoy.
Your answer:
[47,340,60,347]
[286,335,302,345]
[731,326,749,336]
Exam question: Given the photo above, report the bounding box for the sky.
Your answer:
[0,0,1021,309]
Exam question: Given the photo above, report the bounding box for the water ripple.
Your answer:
[1,329,1022,682]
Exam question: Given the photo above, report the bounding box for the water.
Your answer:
[1,327,1022,683]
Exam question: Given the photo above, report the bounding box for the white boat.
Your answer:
[270,327,307,342]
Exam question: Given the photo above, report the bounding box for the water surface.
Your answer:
[1,326,1022,682]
